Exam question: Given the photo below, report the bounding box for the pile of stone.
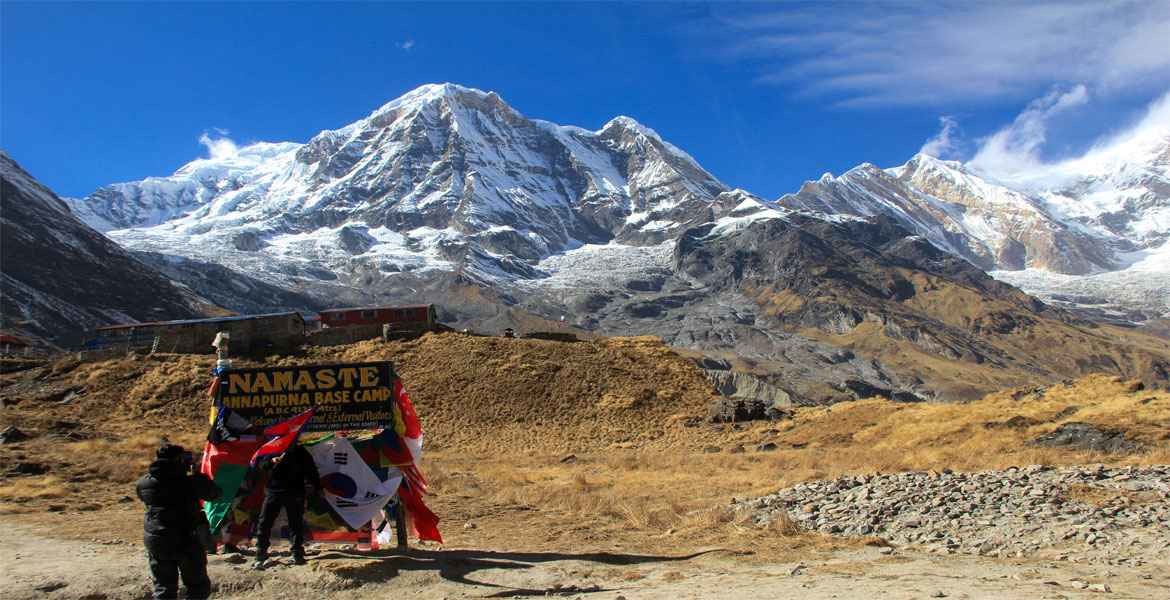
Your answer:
[738,465,1170,565]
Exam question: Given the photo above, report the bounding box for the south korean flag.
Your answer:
[309,437,403,529]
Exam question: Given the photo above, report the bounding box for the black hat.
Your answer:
[156,443,185,461]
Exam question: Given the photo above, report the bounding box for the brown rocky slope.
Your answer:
[671,213,1170,400]
[0,152,218,344]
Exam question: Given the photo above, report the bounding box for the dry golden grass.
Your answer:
[426,447,849,557]
[763,510,802,536]
[0,475,70,502]
[421,447,877,560]
[416,373,1169,556]
[764,373,1170,475]
[66,432,206,484]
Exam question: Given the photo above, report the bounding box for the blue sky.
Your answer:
[3,2,1169,199]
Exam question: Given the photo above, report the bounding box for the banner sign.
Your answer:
[215,362,398,432]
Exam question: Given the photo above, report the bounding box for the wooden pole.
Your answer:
[394,500,408,549]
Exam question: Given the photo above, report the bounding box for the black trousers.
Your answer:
[255,492,305,554]
[145,537,210,600]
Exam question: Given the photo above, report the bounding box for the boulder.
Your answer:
[708,397,792,423]
[705,370,795,411]
[0,425,30,444]
[1031,422,1140,453]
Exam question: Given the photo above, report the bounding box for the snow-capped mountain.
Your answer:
[1031,127,1170,249]
[65,82,1168,322]
[69,84,736,292]
[779,132,1170,317]
[46,83,1170,398]
[67,142,301,233]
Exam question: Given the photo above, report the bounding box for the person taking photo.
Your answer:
[136,443,221,600]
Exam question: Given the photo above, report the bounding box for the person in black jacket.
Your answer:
[136,443,221,600]
[253,443,322,567]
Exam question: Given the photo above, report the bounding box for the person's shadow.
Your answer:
[310,547,737,595]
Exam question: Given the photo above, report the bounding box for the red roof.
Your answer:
[0,334,32,346]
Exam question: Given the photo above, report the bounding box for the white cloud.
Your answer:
[710,1,1170,107]
[952,86,1169,189]
[919,116,960,159]
[198,131,239,160]
[969,85,1089,178]
[397,39,415,51]
[1076,90,1170,163]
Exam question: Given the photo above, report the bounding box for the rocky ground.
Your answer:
[739,465,1170,571]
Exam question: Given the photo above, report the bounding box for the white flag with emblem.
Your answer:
[309,436,402,529]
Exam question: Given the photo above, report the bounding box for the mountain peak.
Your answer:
[907,152,964,170]
[598,115,719,187]
[392,82,493,105]
[895,152,970,180]
[602,115,661,139]
[842,162,885,178]
[364,83,506,121]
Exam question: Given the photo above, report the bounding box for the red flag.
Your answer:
[250,407,316,465]
[394,379,422,440]
[389,380,439,542]
[398,479,443,543]
[201,437,263,478]
[200,436,264,531]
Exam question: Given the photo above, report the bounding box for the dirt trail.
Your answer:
[3,521,1166,600]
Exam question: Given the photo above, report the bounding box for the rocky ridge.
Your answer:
[546,208,1170,398]
[0,153,213,342]
[781,156,1115,274]
[780,136,1170,318]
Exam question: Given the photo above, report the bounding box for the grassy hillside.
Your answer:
[1,334,1166,555]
